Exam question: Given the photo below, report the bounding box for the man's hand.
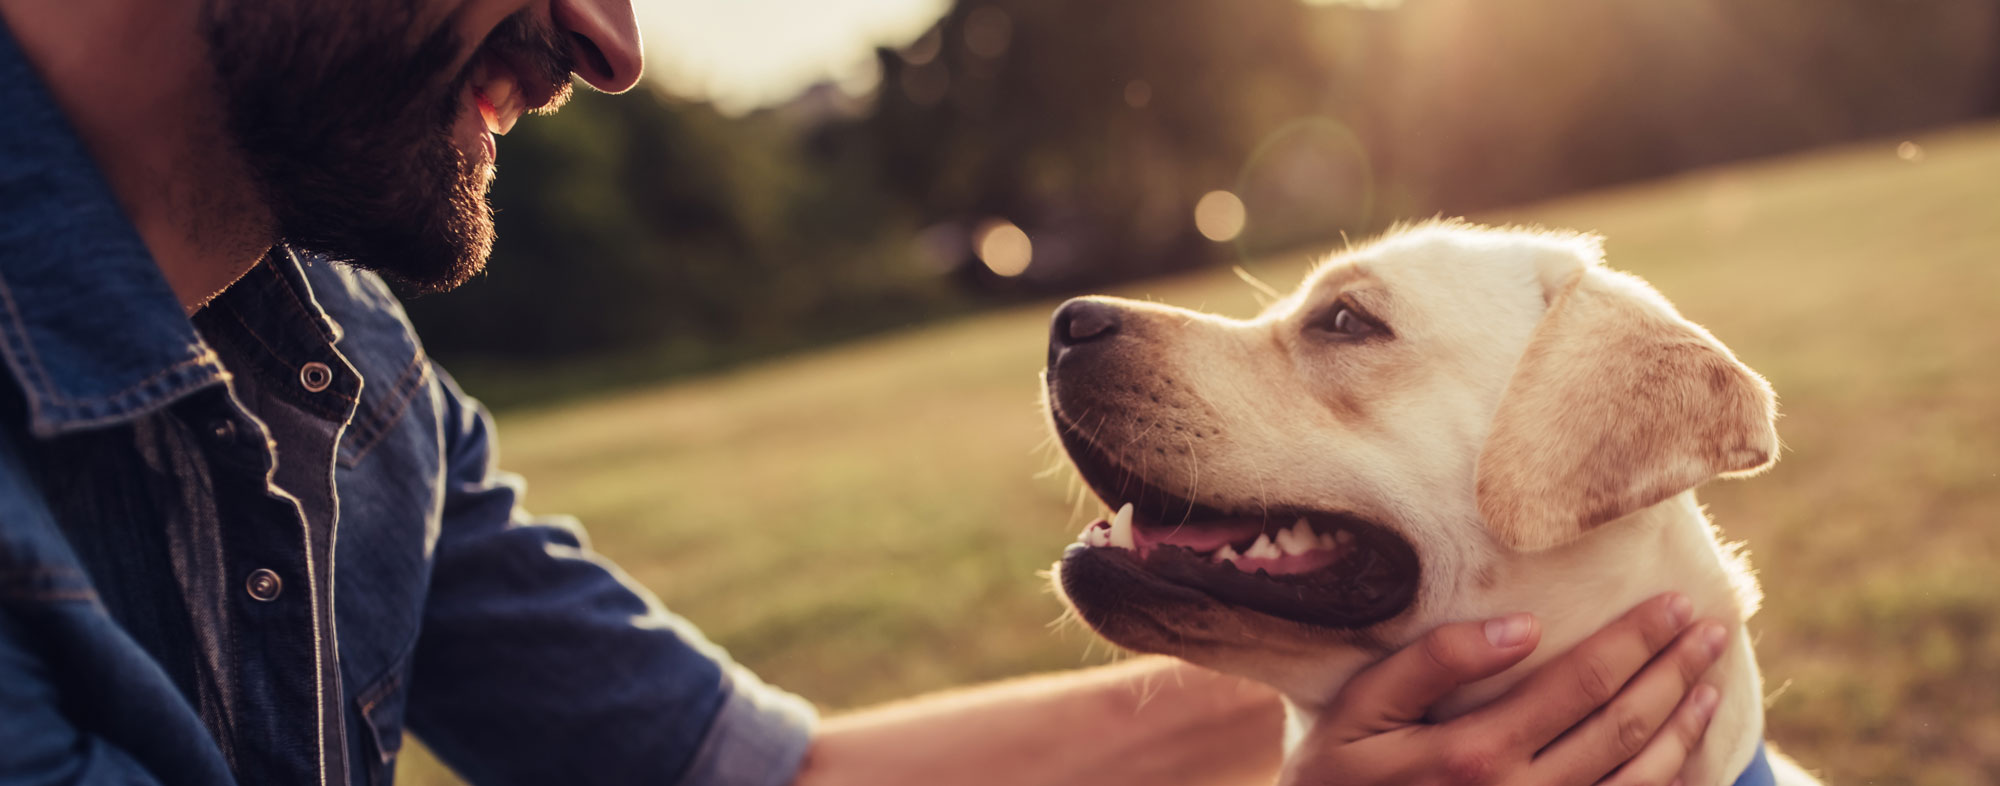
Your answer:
[1281,593,1727,786]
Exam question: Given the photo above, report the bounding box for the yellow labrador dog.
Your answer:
[1043,221,1817,785]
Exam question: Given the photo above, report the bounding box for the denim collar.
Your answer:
[0,21,230,437]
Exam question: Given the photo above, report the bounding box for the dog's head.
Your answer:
[1044,221,1777,704]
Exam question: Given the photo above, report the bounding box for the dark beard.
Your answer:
[201,2,560,292]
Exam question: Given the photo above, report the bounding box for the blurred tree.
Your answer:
[404,88,959,386]
[864,0,1382,285]
[402,0,1999,405]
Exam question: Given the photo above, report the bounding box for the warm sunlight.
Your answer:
[638,0,948,112]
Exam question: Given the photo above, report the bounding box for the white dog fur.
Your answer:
[1044,220,1820,785]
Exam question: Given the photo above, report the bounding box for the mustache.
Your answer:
[479,10,577,113]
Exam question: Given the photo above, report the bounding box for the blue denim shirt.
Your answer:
[0,23,814,786]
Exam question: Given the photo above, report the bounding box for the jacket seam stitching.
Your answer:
[338,352,428,467]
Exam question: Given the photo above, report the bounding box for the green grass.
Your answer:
[399,123,2000,784]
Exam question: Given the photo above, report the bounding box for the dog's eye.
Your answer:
[1309,304,1383,340]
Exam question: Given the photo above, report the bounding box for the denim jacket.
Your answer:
[0,23,814,786]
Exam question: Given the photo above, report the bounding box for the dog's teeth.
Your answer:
[1291,519,1317,550]
[1109,503,1137,550]
[1246,533,1281,560]
[1274,527,1301,555]
[1334,529,1355,546]
[1317,532,1336,550]
[1273,519,1322,556]
[1213,544,1240,564]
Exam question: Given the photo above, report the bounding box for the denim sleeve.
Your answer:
[404,366,816,786]
[0,613,167,785]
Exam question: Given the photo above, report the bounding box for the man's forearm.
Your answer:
[793,656,1284,786]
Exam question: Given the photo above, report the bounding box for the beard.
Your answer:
[202,1,569,292]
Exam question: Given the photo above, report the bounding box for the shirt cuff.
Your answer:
[677,665,818,786]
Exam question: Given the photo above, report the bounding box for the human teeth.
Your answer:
[1245,533,1281,560]
[470,55,527,136]
[1109,503,1136,550]
[486,82,521,135]
[1213,544,1240,564]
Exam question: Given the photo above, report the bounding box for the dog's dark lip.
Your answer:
[1049,404,1421,630]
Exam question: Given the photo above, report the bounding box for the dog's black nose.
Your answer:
[1051,298,1121,348]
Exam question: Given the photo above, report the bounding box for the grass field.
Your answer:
[400,123,2000,785]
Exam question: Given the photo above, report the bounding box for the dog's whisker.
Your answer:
[1232,265,1282,308]
[1178,432,1201,530]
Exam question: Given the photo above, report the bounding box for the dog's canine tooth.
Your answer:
[1109,503,1137,550]
[1213,544,1241,564]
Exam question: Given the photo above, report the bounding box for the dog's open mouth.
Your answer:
[1055,417,1419,629]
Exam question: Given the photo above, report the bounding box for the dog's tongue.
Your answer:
[1134,517,1265,553]
[1076,507,1357,577]
[1076,507,1265,554]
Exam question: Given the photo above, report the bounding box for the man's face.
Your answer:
[201,0,641,292]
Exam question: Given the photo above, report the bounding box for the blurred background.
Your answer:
[399,0,2000,783]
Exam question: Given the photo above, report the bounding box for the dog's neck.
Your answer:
[1285,492,1767,786]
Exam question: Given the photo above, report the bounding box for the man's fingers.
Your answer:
[1321,613,1540,741]
[1531,621,1729,782]
[1598,683,1721,786]
[1468,593,1693,749]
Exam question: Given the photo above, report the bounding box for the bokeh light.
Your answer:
[974,219,1033,276]
[963,7,1013,59]
[1123,80,1152,109]
[1193,190,1247,242]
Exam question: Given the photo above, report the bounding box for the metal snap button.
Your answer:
[299,362,334,392]
[246,568,283,602]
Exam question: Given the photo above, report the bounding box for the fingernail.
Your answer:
[1484,613,1533,647]
[1667,592,1693,626]
[1692,684,1720,717]
[1701,623,1729,657]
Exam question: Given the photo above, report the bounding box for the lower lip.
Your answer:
[481,130,496,162]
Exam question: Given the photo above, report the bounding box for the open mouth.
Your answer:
[469,50,533,136]
[1054,411,1419,629]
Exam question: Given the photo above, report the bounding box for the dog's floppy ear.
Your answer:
[1475,264,1777,552]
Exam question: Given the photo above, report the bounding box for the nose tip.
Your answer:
[554,0,645,93]
[1051,298,1122,348]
